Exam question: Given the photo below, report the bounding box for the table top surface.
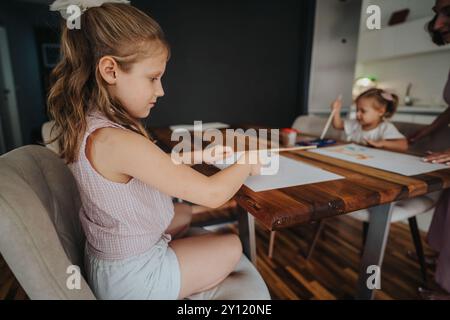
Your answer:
[149,125,450,231]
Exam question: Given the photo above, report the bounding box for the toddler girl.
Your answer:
[331,88,408,152]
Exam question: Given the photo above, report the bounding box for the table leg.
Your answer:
[355,203,393,300]
[238,207,257,265]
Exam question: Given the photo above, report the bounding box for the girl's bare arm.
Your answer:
[365,138,408,152]
[331,97,344,130]
[88,128,254,209]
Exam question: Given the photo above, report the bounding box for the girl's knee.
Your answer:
[223,234,243,264]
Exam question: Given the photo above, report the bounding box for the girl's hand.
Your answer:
[250,162,262,176]
[365,139,384,148]
[202,145,234,165]
[236,150,264,176]
[210,149,262,176]
[331,96,343,112]
[366,139,408,152]
[422,149,450,165]
[242,150,263,176]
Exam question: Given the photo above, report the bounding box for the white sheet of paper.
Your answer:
[309,143,448,176]
[214,153,344,192]
[170,122,230,132]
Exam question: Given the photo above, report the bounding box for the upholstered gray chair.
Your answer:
[0,145,270,300]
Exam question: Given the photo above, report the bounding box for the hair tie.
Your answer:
[381,91,394,102]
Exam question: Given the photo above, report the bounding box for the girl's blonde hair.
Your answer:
[355,88,399,119]
[47,3,170,163]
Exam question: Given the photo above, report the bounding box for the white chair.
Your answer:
[349,193,439,283]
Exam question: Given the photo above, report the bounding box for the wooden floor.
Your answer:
[0,254,28,300]
[249,215,441,300]
[0,213,443,300]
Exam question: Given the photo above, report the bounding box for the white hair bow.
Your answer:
[50,0,130,13]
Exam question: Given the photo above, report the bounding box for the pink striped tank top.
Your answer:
[69,111,174,260]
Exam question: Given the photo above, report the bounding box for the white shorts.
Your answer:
[84,234,181,300]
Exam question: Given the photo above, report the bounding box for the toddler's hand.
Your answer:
[365,139,384,148]
[331,95,343,112]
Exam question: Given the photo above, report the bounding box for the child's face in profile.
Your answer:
[356,97,386,129]
[113,48,168,119]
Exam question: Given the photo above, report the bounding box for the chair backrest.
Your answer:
[41,120,60,154]
[292,115,344,140]
[292,115,450,153]
[0,145,95,299]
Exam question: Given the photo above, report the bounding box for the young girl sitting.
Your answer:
[331,88,408,152]
[47,1,263,300]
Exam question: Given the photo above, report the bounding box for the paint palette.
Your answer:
[296,138,336,148]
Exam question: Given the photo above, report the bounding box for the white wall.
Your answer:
[308,0,362,112]
[356,0,450,107]
[356,51,450,106]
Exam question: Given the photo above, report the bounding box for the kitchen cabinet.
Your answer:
[311,105,446,125]
[391,114,437,125]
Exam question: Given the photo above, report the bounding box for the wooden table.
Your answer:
[149,125,450,300]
